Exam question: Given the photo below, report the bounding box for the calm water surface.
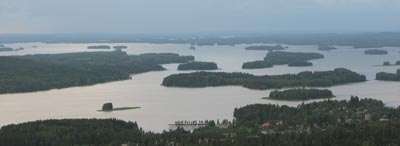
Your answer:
[0,43,399,132]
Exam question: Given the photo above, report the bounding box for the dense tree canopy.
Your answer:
[267,88,333,100]
[242,51,323,69]
[376,70,400,81]
[364,49,388,55]
[162,68,366,90]
[245,45,285,51]
[0,51,194,94]
[177,61,218,70]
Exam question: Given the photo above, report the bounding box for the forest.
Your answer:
[177,61,218,70]
[87,45,112,49]
[245,45,285,51]
[0,50,194,94]
[267,88,334,100]
[287,60,313,67]
[242,51,323,69]
[1,97,400,146]
[376,69,400,81]
[242,60,273,69]
[364,49,388,55]
[162,68,366,90]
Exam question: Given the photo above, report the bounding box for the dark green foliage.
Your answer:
[242,51,323,69]
[234,96,387,128]
[318,45,337,50]
[102,103,113,110]
[396,61,400,65]
[245,45,285,51]
[376,70,400,81]
[162,68,366,89]
[364,49,388,55]
[383,61,391,66]
[87,45,111,49]
[288,60,313,67]
[263,51,324,65]
[0,51,194,94]
[0,119,143,146]
[242,61,273,69]
[113,45,128,49]
[268,88,333,100]
[0,47,13,51]
[177,61,218,70]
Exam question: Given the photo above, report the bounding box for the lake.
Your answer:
[0,43,399,132]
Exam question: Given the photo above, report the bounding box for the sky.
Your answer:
[0,0,400,34]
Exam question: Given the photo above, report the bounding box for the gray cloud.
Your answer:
[0,0,399,34]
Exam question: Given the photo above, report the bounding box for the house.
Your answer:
[364,113,372,121]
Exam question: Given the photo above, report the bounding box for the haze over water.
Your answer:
[0,43,399,132]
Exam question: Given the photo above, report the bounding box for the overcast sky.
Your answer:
[0,0,399,34]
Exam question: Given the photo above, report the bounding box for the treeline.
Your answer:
[0,51,194,94]
[364,49,388,55]
[242,51,323,69]
[177,61,218,70]
[287,60,313,67]
[268,88,333,100]
[245,45,285,51]
[162,68,366,90]
[376,69,400,81]
[87,45,111,49]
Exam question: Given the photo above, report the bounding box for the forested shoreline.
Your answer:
[162,68,366,90]
[0,50,194,94]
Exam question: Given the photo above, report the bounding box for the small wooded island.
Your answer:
[177,61,218,70]
[376,69,400,81]
[242,51,323,69]
[87,45,111,49]
[0,50,194,94]
[318,45,337,51]
[381,61,400,66]
[245,45,285,51]
[113,46,128,49]
[287,60,313,67]
[98,103,140,112]
[264,88,334,101]
[162,68,366,90]
[364,49,388,55]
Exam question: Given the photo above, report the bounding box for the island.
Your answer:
[87,45,111,49]
[287,60,313,67]
[376,69,400,81]
[177,61,218,70]
[113,45,128,49]
[0,51,194,94]
[245,45,285,51]
[2,96,400,146]
[0,46,14,52]
[364,49,388,55]
[98,103,140,112]
[242,51,324,69]
[242,61,273,69]
[264,88,334,101]
[162,68,366,90]
[318,45,337,51]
